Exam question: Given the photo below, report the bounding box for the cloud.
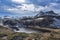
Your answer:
[5,3,46,14]
[5,4,36,13]
[3,2,60,15]
[11,0,26,3]
[41,3,60,13]
[0,0,60,16]
[26,0,60,7]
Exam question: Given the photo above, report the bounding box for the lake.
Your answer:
[14,27,41,33]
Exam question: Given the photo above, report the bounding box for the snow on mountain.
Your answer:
[0,11,60,29]
[35,11,60,28]
[35,11,58,18]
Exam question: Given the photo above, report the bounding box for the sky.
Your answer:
[0,0,60,17]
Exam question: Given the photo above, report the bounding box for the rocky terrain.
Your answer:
[0,25,60,40]
[0,11,60,40]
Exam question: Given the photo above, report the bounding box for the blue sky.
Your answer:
[0,0,60,17]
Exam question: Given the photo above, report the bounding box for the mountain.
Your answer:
[35,11,59,18]
[50,18,60,28]
[34,11,60,28]
[0,11,60,30]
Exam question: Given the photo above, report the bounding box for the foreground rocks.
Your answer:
[0,26,60,40]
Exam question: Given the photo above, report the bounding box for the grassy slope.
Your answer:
[0,26,60,40]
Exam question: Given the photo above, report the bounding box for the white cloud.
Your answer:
[3,3,52,14]
[21,4,35,11]
[49,3,58,7]
[5,4,36,13]
[6,4,46,14]
[1,2,60,16]
[2,3,44,15]
[40,3,60,13]
[12,0,26,3]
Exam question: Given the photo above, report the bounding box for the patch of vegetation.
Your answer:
[0,26,60,40]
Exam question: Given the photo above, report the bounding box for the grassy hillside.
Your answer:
[0,26,60,40]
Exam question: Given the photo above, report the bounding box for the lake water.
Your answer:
[14,28,41,33]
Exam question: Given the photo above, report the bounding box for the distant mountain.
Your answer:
[34,11,60,28]
[50,18,60,28]
[0,11,60,29]
[35,11,59,18]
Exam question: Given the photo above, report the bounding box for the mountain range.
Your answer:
[0,11,60,30]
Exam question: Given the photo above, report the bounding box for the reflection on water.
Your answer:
[14,28,41,33]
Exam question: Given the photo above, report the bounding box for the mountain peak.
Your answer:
[45,11,57,15]
[35,11,58,18]
[46,11,54,14]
